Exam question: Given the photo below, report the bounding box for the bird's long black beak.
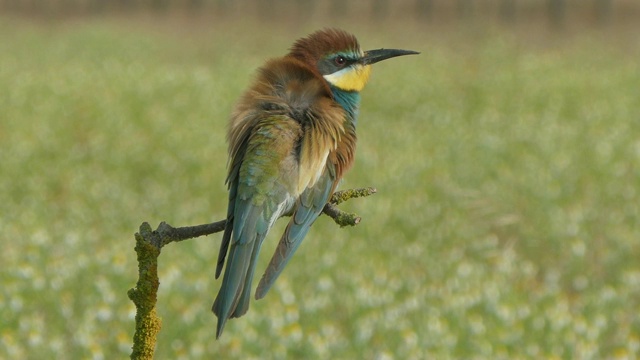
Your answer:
[360,48,420,65]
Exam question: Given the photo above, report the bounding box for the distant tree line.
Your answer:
[0,0,629,27]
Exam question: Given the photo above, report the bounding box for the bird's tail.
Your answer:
[254,220,313,300]
[212,216,266,338]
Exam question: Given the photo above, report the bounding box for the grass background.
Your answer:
[1,14,639,359]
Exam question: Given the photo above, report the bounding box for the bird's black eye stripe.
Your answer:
[318,54,357,75]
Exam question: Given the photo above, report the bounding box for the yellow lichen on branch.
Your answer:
[128,224,163,360]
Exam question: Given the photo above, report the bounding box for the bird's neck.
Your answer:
[330,87,361,126]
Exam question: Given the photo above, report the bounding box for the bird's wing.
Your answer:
[254,163,337,300]
[213,114,301,337]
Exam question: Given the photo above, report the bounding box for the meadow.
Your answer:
[1,15,639,359]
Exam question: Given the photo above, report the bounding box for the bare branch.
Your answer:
[155,220,226,247]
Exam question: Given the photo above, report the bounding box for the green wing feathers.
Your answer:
[213,115,302,338]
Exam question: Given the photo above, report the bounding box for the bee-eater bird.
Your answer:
[213,28,418,338]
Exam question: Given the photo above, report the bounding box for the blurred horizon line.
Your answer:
[2,0,640,30]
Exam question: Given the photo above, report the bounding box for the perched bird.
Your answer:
[213,28,418,338]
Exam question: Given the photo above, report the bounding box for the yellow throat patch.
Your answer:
[323,64,372,92]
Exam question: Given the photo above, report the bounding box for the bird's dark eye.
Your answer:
[334,56,347,66]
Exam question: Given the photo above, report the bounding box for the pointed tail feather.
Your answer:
[230,233,264,318]
[254,215,315,300]
[212,240,253,338]
[216,181,238,279]
[212,209,265,338]
[215,218,233,279]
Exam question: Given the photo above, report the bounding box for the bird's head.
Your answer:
[288,28,419,93]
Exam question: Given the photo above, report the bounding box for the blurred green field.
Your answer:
[1,16,639,359]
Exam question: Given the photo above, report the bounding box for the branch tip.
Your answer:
[330,187,377,205]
